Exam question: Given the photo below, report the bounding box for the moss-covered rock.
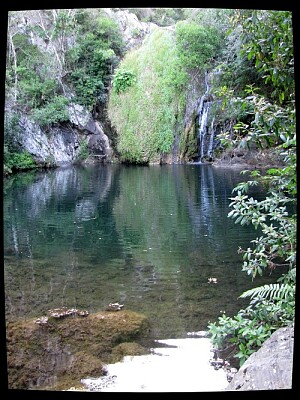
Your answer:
[6,309,151,390]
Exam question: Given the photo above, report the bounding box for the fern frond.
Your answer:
[239,283,294,301]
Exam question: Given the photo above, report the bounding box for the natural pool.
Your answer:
[3,163,283,339]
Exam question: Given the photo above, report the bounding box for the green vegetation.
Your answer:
[31,95,70,128]
[4,150,37,174]
[5,9,125,172]
[65,9,124,109]
[108,28,184,164]
[207,9,295,366]
[112,67,137,94]
[108,17,225,163]
[7,32,59,110]
[209,164,296,365]
[76,138,89,161]
[175,20,222,71]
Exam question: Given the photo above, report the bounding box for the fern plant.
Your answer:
[208,165,296,366]
[208,271,295,366]
[208,9,295,368]
[240,280,295,302]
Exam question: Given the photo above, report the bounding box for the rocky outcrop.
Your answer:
[104,8,157,50]
[8,9,158,166]
[17,105,112,166]
[226,324,295,391]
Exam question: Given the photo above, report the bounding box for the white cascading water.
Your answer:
[196,72,215,162]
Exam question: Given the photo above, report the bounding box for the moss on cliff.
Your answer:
[108,27,187,164]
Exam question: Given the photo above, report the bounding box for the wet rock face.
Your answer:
[226,324,294,391]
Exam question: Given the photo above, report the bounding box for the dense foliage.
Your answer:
[108,12,227,163]
[207,9,296,366]
[4,9,125,170]
[65,9,125,109]
[175,20,222,71]
[108,28,183,164]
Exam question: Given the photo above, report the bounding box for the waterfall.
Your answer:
[199,101,210,161]
[196,72,215,162]
[207,116,215,159]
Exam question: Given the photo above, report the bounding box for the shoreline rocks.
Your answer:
[225,324,294,391]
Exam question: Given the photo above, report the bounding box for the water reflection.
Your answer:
[4,164,281,337]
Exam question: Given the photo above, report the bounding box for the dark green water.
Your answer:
[3,163,281,338]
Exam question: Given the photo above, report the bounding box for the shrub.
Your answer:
[31,95,69,128]
[112,68,136,94]
[5,151,37,171]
